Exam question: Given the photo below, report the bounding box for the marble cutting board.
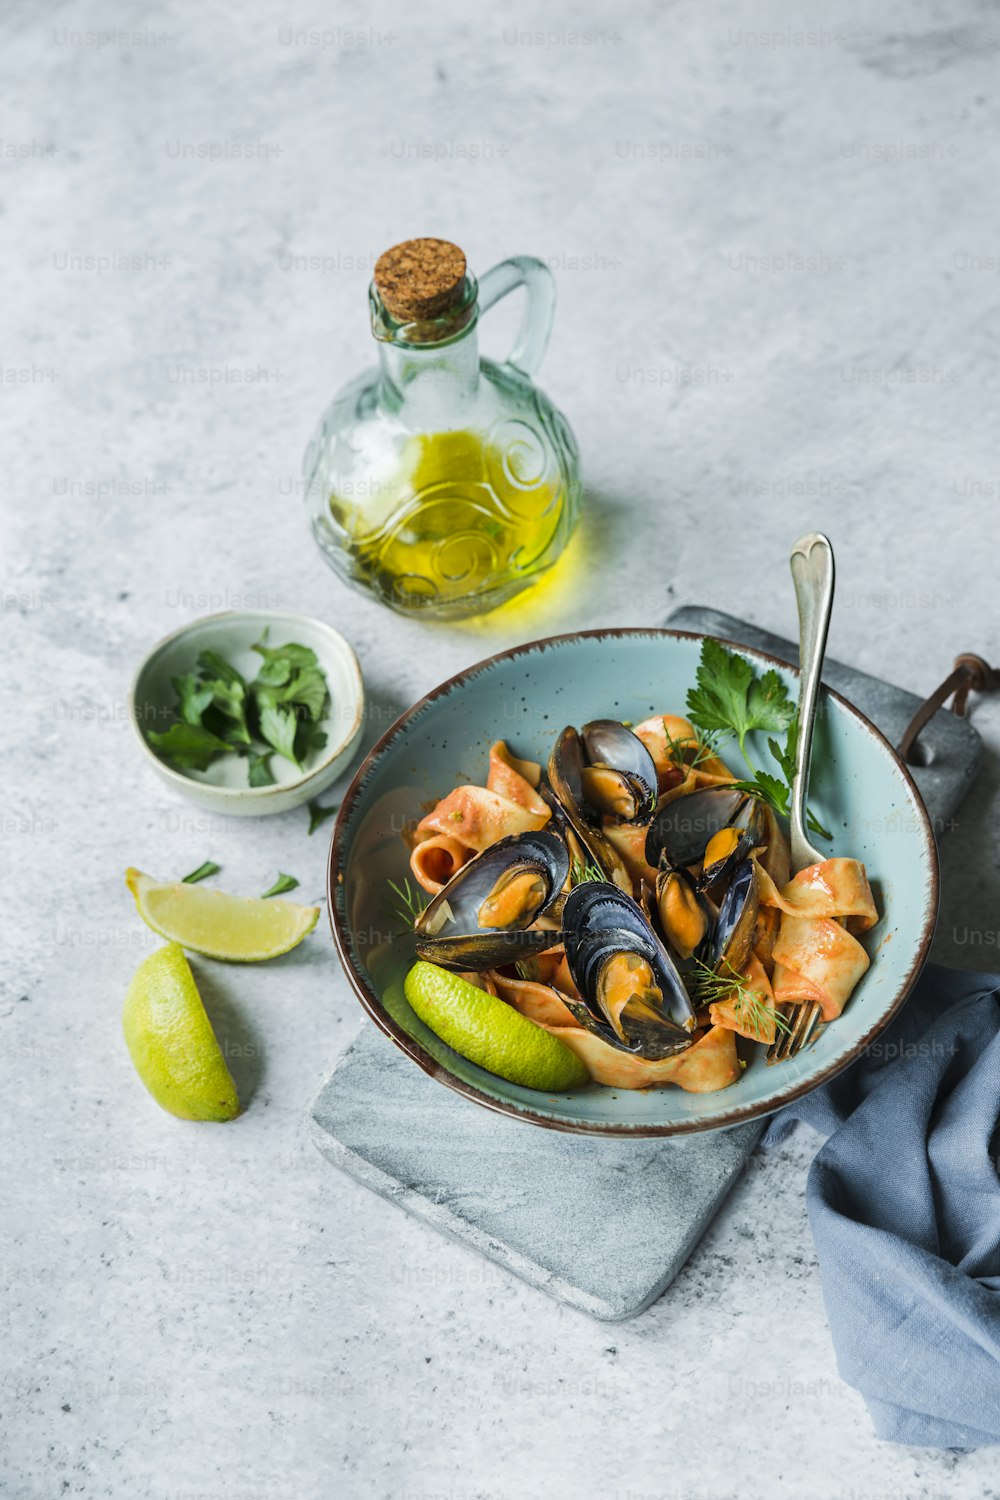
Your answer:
[310,608,981,1321]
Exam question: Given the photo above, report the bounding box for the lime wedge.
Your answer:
[123,943,239,1121]
[126,868,319,961]
[404,960,590,1092]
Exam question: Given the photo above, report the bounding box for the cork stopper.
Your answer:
[373,238,468,322]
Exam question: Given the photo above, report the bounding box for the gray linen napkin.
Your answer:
[763,964,1000,1448]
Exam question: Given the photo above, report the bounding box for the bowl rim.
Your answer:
[128,608,365,802]
[327,627,940,1136]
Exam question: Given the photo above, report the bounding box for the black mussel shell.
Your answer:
[709,858,759,975]
[561,881,696,1058]
[654,867,714,962]
[644,786,749,872]
[550,722,656,828]
[579,720,657,823]
[542,764,632,892]
[414,830,569,972]
[698,798,765,892]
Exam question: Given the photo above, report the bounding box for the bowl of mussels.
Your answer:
[327,628,938,1136]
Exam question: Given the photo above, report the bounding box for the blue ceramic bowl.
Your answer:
[328,630,938,1136]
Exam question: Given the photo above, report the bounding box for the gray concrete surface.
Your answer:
[5,1,1000,1496]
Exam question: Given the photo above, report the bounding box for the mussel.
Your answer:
[550,721,658,827]
[700,799,765,891]
[414,831,569,971]
[560,882,696,1058]
[547,722,657,890]
[653,867,713,962]
[645,786,763,889]
[708,857,759,976]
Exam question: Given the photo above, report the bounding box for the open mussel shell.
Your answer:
[644,785,752,873]
[654,867,714,962]
[709,858,759,976]
[579,720,657,823]
[698,797,765,891]
[561,881,696,1059]
[541,763,632,893]
[550,722,657,829]
[414,830,569,972]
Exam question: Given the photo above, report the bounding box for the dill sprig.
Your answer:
[661,724,720,771]
[570,855,607,886]
[692,957,791,1040]
[384,876,428,930]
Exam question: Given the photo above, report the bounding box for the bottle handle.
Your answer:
[476,256,555,376]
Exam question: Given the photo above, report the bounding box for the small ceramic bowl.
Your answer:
[130,610,365,816]
[328,628,939,1136]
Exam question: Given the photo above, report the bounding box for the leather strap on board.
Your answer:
[899,653,999,762]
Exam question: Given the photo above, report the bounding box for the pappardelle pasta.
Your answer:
[401,706,877,1094]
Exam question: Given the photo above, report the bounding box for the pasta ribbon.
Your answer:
[545,1022,740,1093]
[409,741,550,894]
[758,858,877,1021]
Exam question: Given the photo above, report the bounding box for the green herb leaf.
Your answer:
[262,872,299,898]
[725,772,791,819]
[173,672,215,727]
[661,723,720,770]
[277,665,328,721]
[687,638,795,751]
[384,876,428,929]
[693,957,791,1040]
[247,750,275,787]
[768,717,798,784]
[147,721,232,771]
[687,639,830,842]
[570,855,606,886]
[197,649,246,691]
[181,861,220,885]
[806,806,833,840]
[252,632,319,676]
[258,701,301,768]
[294,717,328,765]
[307,799,339,835]
[203,675,251,745]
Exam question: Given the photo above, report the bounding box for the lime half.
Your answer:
[123,943,239,1121]
[126,868,319,962]
[404,960,589,1092]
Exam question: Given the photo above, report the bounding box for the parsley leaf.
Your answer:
[262,872,299,898]
[197,649,246,690]
[294,717,328,765]
[726,771,791,817]
[148,721,233,771]
[173,672,215,727]
[152,638,331,786]
[181,860,220,884]
[687,638,795,753]
[252,632,318,677]
[258,700,301,767]
[687,639,831,841]
[277,664,328,721]
[307,798,339,835]
[247,749,276,787]
[204,675,252,745]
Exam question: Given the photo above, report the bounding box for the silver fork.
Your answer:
[766,532,835,1064]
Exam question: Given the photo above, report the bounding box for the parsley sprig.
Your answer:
[686,639,831,840]
[148,632,330,787]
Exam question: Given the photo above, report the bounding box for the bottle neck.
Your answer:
[377,323,480,426]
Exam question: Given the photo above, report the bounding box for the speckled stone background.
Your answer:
[5,1,1000,1497]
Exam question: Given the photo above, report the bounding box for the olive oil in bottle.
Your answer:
[304,238,581,620]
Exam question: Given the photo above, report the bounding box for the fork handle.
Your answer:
[789,533,835,872]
